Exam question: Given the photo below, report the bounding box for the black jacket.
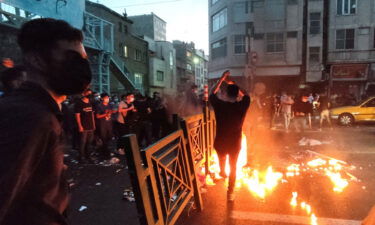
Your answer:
[0,82,69,225]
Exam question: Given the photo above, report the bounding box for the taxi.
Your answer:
[330,97,375,126]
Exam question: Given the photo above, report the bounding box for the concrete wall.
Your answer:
[129,14,167,41]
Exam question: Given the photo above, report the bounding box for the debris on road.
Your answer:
[78,206,87,212]
[110,157,120,164]
[123,188,135,202]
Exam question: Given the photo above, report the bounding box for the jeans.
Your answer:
[79,130,94,160]
[98,123,112,159]
[283,112,292,130]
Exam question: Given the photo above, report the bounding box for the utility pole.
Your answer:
[245,22,253,92]
[301,0,308,85]
[322,0,330,97]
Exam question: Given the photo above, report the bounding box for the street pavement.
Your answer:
[64,125,375,225]
[177,126,375,225]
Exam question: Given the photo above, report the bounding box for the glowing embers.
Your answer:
[241,166,283,199]
[290,192,318,225]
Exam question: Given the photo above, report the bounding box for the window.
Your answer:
[124,46,128,58]
[234,35,246,54]
[212,8,227,32]
[186,51,192,57]
[337,0,356,15]
[374,28,375,48]
[309,47,320,63]
[156,71,164,81]
[288,0,298,4]
[187,64,192,71]
[211,0,219,5]
[211,38,227,59]
[169,51,174,69]
[254,33,264,40]
[365,99,375,107]
[124,25,128,33]
[134,73,143,90]
[233,1,253,22]
[336,29,355,49]
[287,31,298,38]
[309,12,321,34]
[266,33,284,53]
[135,49,142,61]
[118,22,122,32]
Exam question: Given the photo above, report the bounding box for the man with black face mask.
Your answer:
[0,18,92,225]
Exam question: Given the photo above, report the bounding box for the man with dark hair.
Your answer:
[293,95,313,132]
[95,93,114,159]
[75,89,96,163]
[0,18,91,225]
[209,70,250,201]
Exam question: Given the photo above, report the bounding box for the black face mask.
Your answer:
[46,50,92,95]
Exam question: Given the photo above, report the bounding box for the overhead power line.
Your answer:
[112,0,184,8]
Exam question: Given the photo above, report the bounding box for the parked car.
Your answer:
[330,97,375,126]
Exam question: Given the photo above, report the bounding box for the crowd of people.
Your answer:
[244,90,334,133]
[61,89,172,163]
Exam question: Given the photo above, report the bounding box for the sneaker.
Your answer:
[227,191,235,202]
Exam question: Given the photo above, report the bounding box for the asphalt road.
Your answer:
[64,126,375,225]
[177,126,375,225]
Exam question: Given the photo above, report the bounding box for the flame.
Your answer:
[290,192,298,207]
[242,166,283,199]
[325,171,349,193]
[311,213,318,225]
[307,158,327,167]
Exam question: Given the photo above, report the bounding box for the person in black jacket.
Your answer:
[209,70,250,202]
[0,18,92,225]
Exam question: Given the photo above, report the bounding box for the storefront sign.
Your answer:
[331,64,369,80]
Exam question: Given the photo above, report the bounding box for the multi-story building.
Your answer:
[326,0,375,99]
[208,0,254,91]
[173,41,209,92]
[193,49,209,90]
[86,1,149,95]
[145,36,177,96]
[173,40,196,91]
[129,13,167,41]
[209,0,375,98]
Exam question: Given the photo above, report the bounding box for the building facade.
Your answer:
[326,0,375,100]
[86,1,149,95]
[208,0,375,98]
[173,41,208,92]
[193,49,209,91]
[208,0,255,91]
[145,36,177,96]
[129,13,167,41]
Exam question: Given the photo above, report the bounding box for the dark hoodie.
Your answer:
[0,81,69,225]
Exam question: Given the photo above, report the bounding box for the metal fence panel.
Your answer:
[121,130,200,225]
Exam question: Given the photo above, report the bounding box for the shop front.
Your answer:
[329,63,369,103]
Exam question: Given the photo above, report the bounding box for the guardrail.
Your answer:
[119,106,216,225]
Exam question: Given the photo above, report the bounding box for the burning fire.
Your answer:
[206,133,283,199]
[290,192,317,225]
[204,133,358,225]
